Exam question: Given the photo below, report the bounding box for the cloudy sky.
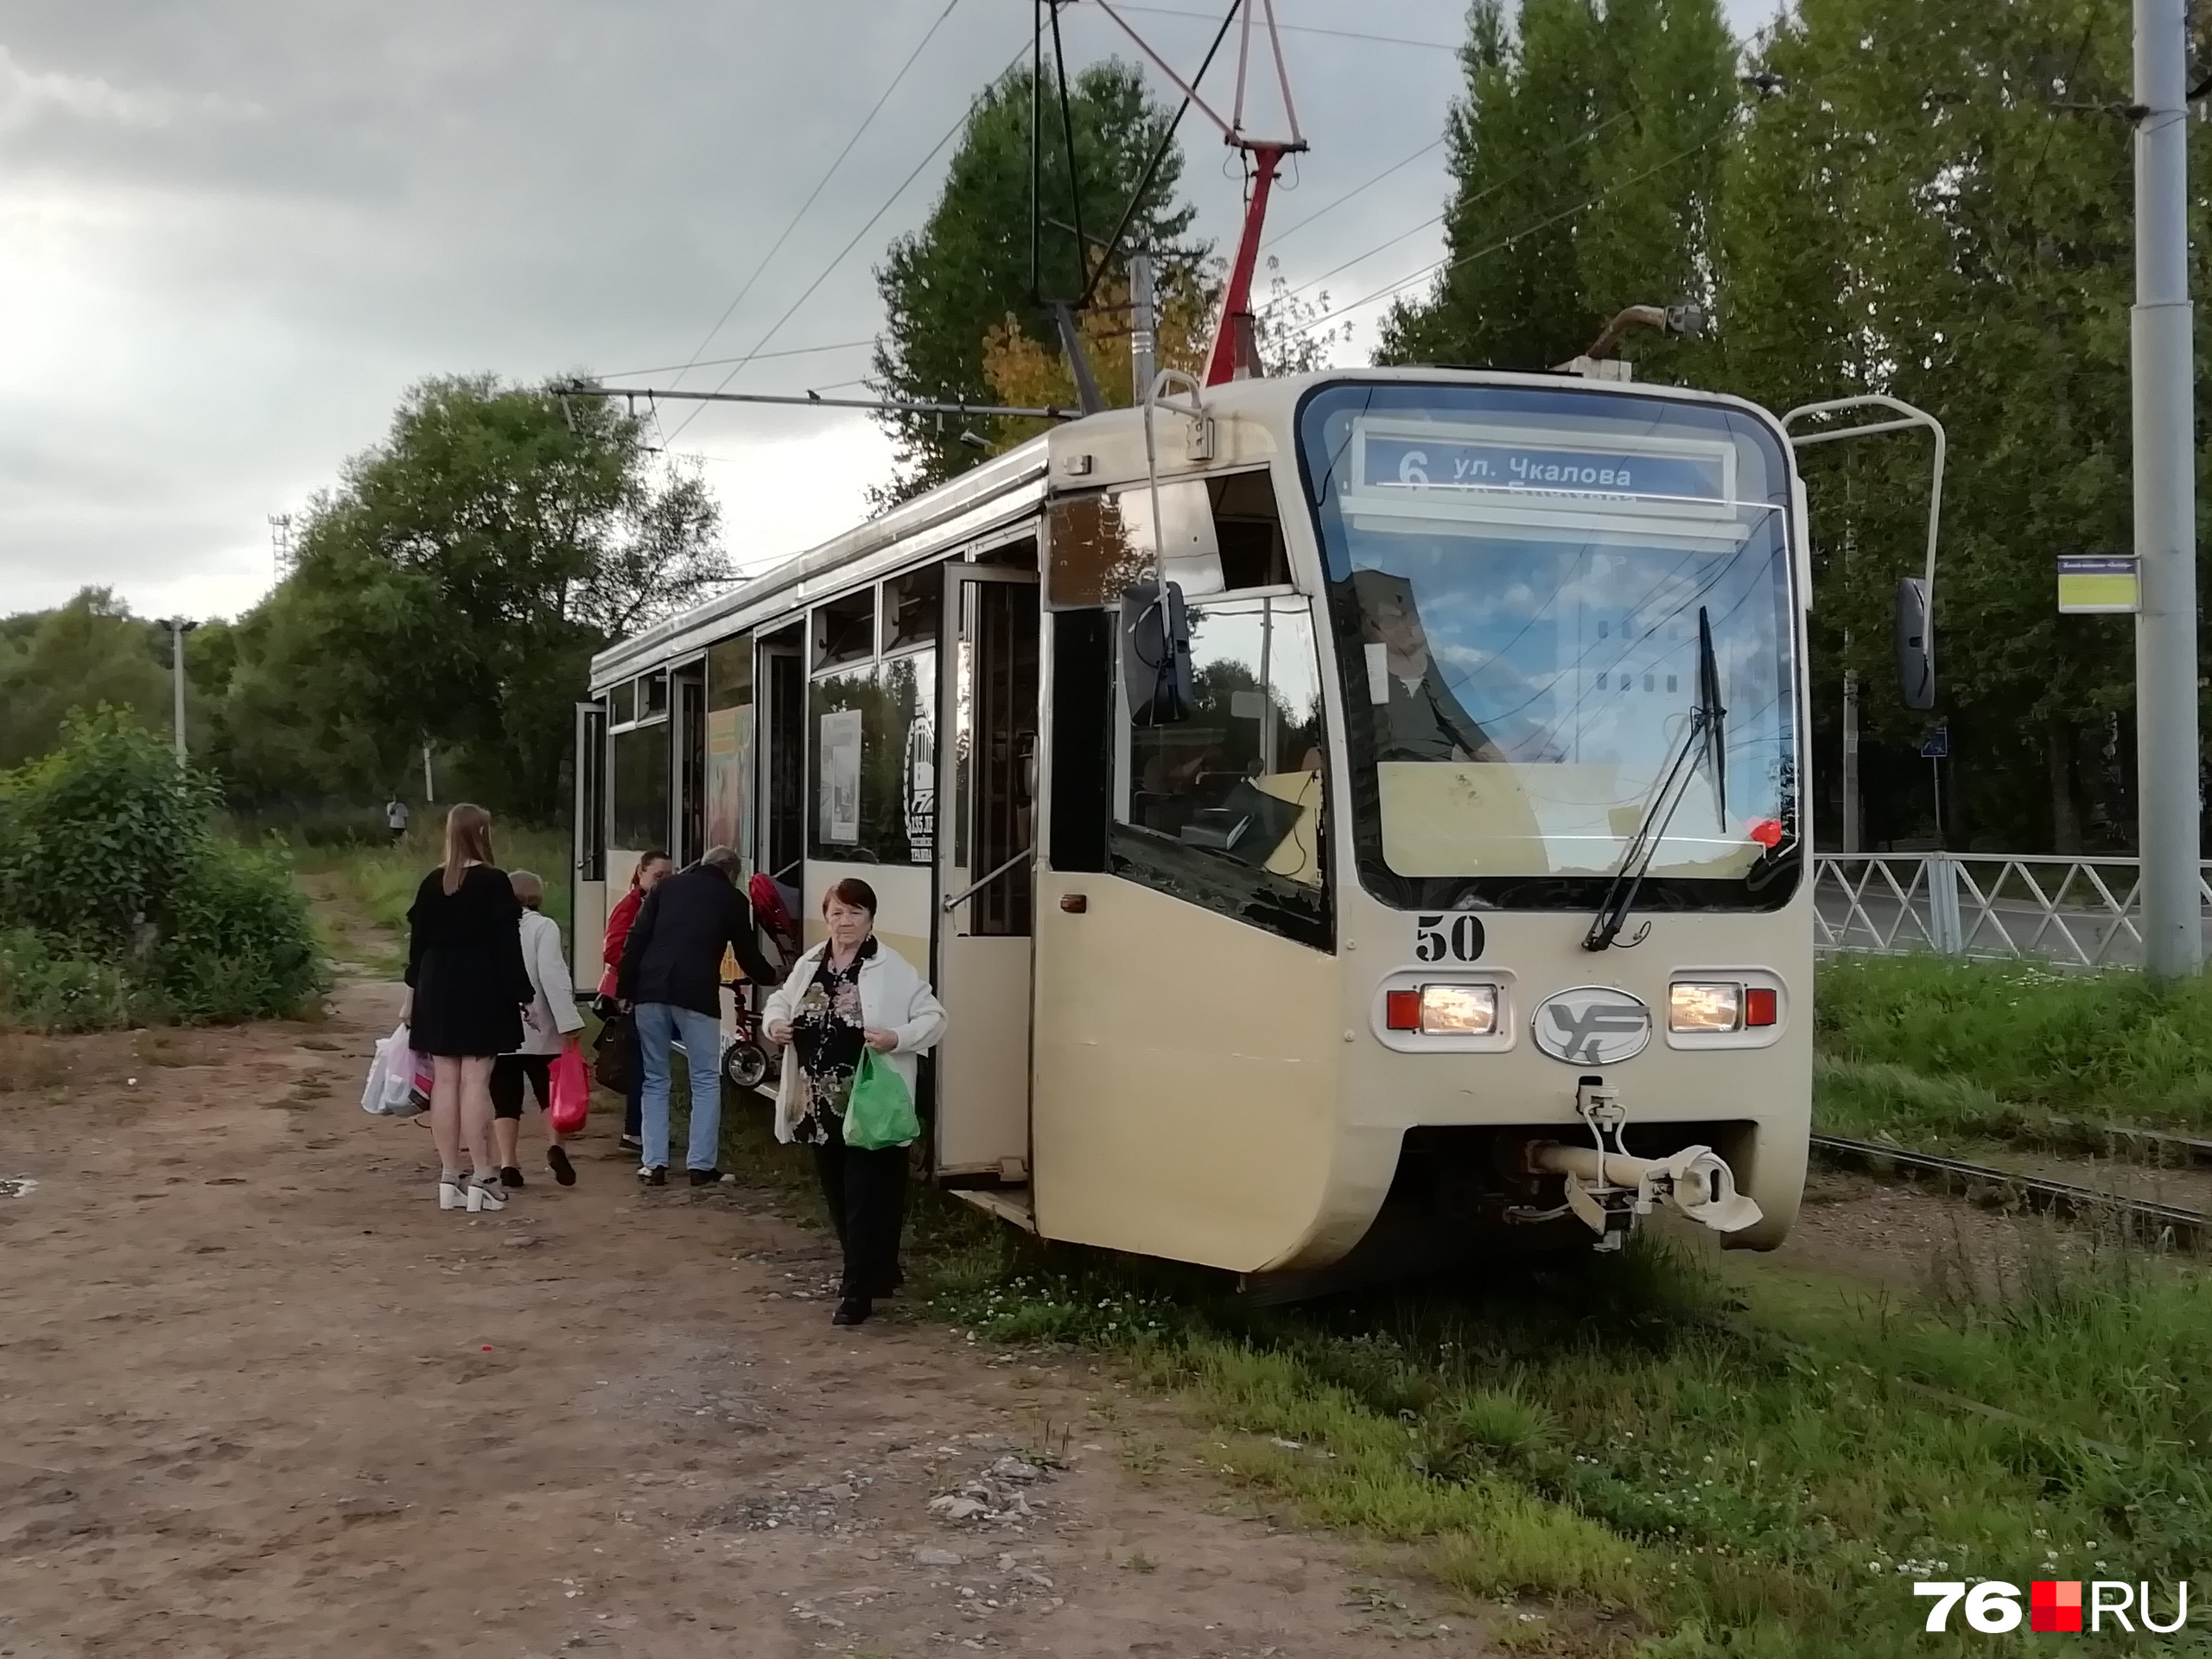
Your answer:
[1,0,1784,622]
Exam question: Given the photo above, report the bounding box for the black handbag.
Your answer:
[593,1010,636,1093]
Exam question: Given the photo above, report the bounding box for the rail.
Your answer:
[1813,853,2212,969]
[1808,1133,2211,1248]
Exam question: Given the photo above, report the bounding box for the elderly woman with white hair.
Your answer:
[490,868,587,1190]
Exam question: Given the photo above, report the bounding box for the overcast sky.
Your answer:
[0,0,1785,622]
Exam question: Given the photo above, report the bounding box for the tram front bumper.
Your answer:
[1524,1141,1764,1246]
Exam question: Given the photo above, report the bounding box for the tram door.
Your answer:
[935,565,1039,1183]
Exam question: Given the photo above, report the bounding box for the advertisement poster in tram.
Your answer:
[819,708,861,844]
[704,703,752,862]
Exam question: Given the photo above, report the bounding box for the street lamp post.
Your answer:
[164,618,200,764]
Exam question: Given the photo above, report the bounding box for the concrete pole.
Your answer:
[169,620,188,764]
[1129,251,1158,404]
[2132,0,2202,979]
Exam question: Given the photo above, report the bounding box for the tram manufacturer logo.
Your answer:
[1531,988,1652,1065]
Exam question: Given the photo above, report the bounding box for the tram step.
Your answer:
[952,1185,1037,1233]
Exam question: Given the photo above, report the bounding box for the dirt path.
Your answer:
[0,982,1494,1659]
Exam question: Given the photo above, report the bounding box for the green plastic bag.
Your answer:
[844,1047,920,1150]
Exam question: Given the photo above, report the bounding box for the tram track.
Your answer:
[1808,1132,2212,1248]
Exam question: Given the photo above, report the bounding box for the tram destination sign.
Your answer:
[1358,431,1730,505]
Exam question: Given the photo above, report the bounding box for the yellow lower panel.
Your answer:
[1030,869,1343,1272]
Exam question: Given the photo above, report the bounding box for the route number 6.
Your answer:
[1913,1582,2022,1633]
[1397,449,1429,486]
[1415,913,1484,963]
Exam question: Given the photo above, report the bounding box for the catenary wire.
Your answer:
[665,37,1033,443]
[661,0,966,392]
[599,339,876,380]
[1266,136,1444,246]
[1097,2,1456,52]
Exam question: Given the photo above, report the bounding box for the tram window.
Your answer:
[881,569,943,654]
[607,679,636,727]
[706,635,752,709]
[1050,611,1114,874]
[1048,471,1288,608]
[608,722,671,850]
[807,651,938,866]
[813,589,875,671]
[1111,595,1329,948]
[639,671,670,721]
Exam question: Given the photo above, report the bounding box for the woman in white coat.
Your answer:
[762,876,945,1325]
[491,870,587,1189]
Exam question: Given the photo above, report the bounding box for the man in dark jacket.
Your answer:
[618,846,780,1185]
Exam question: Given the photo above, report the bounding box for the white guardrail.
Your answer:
[1813,855,2212,969]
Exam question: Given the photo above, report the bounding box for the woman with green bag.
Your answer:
[762,877,946,1325]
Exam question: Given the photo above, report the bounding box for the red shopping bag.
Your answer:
[548,1037,589,1134]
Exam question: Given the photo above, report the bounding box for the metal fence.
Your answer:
[1813,854,2212,969]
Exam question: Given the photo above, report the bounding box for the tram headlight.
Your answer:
[1669,981,1742,1033]
[1418,984,1497,1035]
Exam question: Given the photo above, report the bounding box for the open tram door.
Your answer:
[933,561,1040,1214]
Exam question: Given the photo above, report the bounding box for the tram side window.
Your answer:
[808,651,938,867]
[608,722,671,851]
[1111,595,1330,949]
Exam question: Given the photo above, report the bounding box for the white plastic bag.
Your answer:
[362,1024,426,1116]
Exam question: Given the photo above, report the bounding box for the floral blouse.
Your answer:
[790,937,877,1146]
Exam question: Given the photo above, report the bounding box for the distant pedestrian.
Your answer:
[598,849,671,1152]
[616,846,778,1187]
[404,803,537,1213]
[385,795,410,843]
[762,878,945,1326]
[493,870,586,1189]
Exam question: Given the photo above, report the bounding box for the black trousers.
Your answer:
[489,1054,552,1120]
[811,1120,907,1300]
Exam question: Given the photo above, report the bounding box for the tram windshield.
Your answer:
[1298,381,1801,913]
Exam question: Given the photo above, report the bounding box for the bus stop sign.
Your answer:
[1920,724,1950,760]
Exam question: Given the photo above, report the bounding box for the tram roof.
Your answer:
[588,365,1777,690]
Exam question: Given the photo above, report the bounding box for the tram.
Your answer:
[574,365,1829,1285]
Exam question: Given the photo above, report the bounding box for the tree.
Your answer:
[1712,0,2200,851]
[872,60,1205,499]
[1377,0,1738,377]
[219,377,730,816]
[0,588,174,770]
[977,267,1213,451]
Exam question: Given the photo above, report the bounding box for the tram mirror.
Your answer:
[1121,580,1195,725]
[1895,576,1935,710]
[1118,480,1224,599]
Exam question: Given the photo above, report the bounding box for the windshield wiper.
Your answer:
[1582,607,1727,952]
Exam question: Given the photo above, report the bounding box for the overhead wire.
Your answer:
[1289,123,1730,335]
[1264,106,1637,313]
[1265,135,1444,246]
[660,0,966,394]
[598,339,876,380]
[1099,3,1456,52]
[664,35,1034,443]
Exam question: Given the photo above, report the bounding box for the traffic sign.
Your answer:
[1920,723,1950,760]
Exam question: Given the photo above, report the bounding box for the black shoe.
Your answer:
[546,1146,576,1187]
[831,1298,873,1326]
[868,1269,906,1299]
[499,1166,525,1190]
[618,1135,642,1153]
[639,1165,667,1186]
[688,1167,732,1187]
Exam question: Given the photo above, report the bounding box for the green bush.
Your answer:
[0,709,327,1030]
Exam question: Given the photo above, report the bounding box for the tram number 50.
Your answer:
[1414,914,1485,963]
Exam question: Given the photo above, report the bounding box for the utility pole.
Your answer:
[2133,0,2201,979]
[164,618,199,764]
[1129,251,1158,403]
[422,741,435,804]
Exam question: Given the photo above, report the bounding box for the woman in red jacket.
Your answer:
[601,850,671,1149]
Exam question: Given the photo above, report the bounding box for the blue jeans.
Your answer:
[636,1002,723,1172]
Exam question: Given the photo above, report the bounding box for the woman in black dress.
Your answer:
[404,803,537,1213]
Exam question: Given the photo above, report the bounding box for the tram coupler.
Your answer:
[1519,1080,1764,1249]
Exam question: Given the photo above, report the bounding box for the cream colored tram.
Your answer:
[575,367,1813,1286]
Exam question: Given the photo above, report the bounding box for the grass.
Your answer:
[1814,953,2212,1150]
[289,822,572,976]
[702,1093,2212,1656]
